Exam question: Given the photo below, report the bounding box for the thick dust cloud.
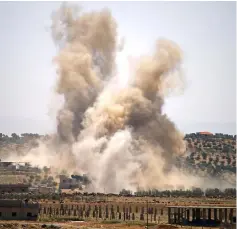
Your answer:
[4,3,217,192]
[51,3,118,142]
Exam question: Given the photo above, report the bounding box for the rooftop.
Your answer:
[198,132,213,135]
[0,184,29,187]
[0,175,27,185]
[0,199,39,208]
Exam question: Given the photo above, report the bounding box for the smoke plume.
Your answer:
[6,3,228,192]
[48,2,191,192]
[51,3,118,143]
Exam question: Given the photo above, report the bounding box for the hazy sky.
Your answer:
[0,1,236,135]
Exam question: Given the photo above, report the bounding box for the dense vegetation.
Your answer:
[120,187,236,198]
[181,133,236,184]
[0,187,235,200]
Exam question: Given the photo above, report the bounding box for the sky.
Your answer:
[0,1,236,135]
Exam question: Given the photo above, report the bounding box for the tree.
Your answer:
[224,188,236,197]
[227,157,231,165]
[205,188,223,198]
[29,175,34,184]
[35,175,41,182]
[11,133,19,140]
[47,176,54,184]
[202,152,207,160]
[192,187,204,197]
[207,143,212,148]
[43,166,50,174]
[60,169,68,176]
[119,189,132,196]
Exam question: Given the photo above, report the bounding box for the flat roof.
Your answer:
[168,206,236,209]
[0,199,39,208]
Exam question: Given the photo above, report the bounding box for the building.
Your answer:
[59,175,80,190]
[0,175,30,193]
[167,205,236,226]
[29,185,55,194]
[0,162,16,171]
[0,199,40,220]
[198,131,213,136]
[60,188,83,195]
[0,160,40,174]
[38,185,55,194]
[0,184,29,193]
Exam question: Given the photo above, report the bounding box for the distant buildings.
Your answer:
[59,175,79,190]
[0,174,30,193]
[0,160,58,195]
[0,160,40,173]
[0,199,40,220]
[198,131,213,136]
[0,184,30,193]
[59,175,87,191]
[29,185,56,194]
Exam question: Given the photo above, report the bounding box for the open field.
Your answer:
[35,197,236,228]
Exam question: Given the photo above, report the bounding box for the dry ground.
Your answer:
[0,221,231,229]
[0,221,204,229]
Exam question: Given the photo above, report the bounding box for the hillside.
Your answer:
[184,133,236,172]
[0,132,236,187]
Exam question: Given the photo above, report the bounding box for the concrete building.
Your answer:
[0,184,29,193]
[0,161,40,174]
[29,185,55,194]
[0,199,40,220]
[38,185,55,194]
[0,174,30,193]
[0,162,16,170]
[168,206,236,226]
[0,175,30,193]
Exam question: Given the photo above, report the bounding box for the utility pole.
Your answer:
[146,199,149,229]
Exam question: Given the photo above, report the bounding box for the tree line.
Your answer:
[0,132,235,142]
[120,188,236,198]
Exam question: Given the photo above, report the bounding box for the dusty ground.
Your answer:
[0,221,178,229]
[0,221,229,229]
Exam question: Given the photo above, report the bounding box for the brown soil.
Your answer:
[0,221,179,229]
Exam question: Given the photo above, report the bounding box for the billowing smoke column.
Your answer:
[44,3,195,192]
[51,3,117,143]
[7,3,207,192]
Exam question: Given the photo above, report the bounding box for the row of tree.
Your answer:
[0,132,235,142]
[185,133,236,140]
[184,156,236,175]
[0,188,235,200]
[120,188,236,198]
